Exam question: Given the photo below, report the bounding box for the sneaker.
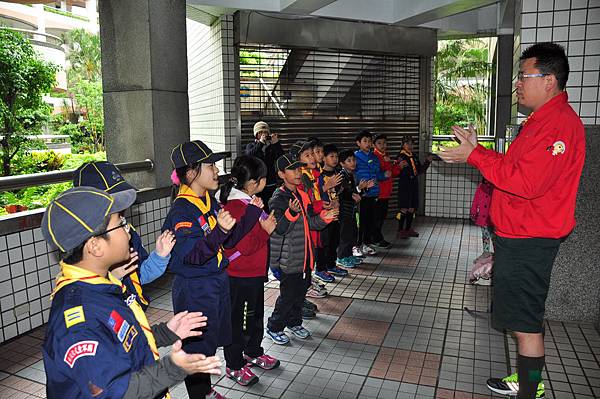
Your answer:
[471,276,492,286]
[372,240,392,249]
[314,271,335,283]
[352,246,365,258]
[327,266,348,277]
[266,329,289,345]
[287,325,311,339]
[348,256,362,266]
[206,389,228,399]
[361,244,377,255]
[397,230,408,239]
[302,307,316,320]
[336,257,355,269]
[244,354,280,370]
[303,299,318,312]
[226,365,259,386]
[306,281,328,298]
[486,372,545,398]
[406,229,419,237]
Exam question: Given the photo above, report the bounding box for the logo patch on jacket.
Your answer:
[547,140,566,156]
[64,306,85,329]
[122,326,138,353]
[108,310,130,342]
[175,221,193,231]
[64,341,98,368]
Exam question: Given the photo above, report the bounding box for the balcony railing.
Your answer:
[0,26,64,50]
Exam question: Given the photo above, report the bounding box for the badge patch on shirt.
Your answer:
[547,140,566,156]
[64,306,85,329]
[175,221,193,231]
[64,340,98,368]
[125,294,137,307]
[107,310,124,334]
[198,215,211,234]
[122,326,138,353]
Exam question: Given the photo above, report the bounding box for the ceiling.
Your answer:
[186,0,515,38]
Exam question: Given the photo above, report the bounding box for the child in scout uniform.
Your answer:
[396,137,433,238]
[163,140,264,399]
[73,161,175,310]
[266,154,337,345]
[42,186,222,399]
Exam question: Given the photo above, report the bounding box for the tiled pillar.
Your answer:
[99,0,190,189]
[516,0,600,125]
[187,15,238,172]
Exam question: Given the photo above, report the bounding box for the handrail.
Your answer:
[0,26,63,47]
[0,159,154,192]
[431,135,495,141]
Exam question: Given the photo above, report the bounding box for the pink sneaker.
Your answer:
[225,365,259,386]
[244,354,281,370]
[206,388,228,399]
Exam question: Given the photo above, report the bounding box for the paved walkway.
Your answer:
[1,218,598,399]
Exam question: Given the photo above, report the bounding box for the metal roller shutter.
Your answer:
[240,45,422,217]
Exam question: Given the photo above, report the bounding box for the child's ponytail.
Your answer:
[219,155,267,204]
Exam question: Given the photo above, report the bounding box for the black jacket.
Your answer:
[244,140,284,185]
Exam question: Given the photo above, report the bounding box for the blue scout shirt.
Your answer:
[43,264,158,399]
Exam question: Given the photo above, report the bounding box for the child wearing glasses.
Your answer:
[73,161,176,310]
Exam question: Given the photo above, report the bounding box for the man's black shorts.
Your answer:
[492,236,561,333]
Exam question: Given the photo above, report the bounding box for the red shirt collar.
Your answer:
[528,91,568,123]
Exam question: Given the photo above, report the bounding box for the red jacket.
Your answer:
[223,197,270,278]
[468,92,585,239]
[373,148,401,199]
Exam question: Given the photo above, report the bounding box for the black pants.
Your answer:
[337,211,357,259]
[358,197,377,246]
[372,198,389,243]
[224,276,265,370]
[316,221,340,271]
[184,372,211,397]
[267,271,310,332]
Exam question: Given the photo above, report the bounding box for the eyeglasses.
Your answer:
[94,216,130,237]
[517,72,549,81]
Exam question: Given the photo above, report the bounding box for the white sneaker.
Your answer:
[352,246,365,258]
[361,244,377,256]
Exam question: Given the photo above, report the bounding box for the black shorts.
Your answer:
[492,236,561,333]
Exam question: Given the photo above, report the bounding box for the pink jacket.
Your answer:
[470,180,493,227]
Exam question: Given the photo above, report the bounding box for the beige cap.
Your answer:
[253,121,270,137]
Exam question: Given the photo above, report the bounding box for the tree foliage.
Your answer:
[0,29,57,176]
[61,29,104,151]
[434,39,493,136]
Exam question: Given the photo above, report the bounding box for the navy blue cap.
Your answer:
[276,154,305,172]
[73,161,135,194]
[170,140,228,169]
[41,187,136,252]
[289,140,314,159]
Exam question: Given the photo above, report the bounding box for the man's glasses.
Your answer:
[94,216,130,237]
[517,72,549,81]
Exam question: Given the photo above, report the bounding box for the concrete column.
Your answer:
[546,126,600,325]
[99,0,189,189]
[33,4,46,42]
[493,34,514,140]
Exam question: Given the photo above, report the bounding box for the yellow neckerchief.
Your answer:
[400,149,418,175]
[300,167,322,201]
[127,225,148,306]
[52,262,170,398]
[175,184,223,267]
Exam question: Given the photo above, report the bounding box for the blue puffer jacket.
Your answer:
[354,150,388,198]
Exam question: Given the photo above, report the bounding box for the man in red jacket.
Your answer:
[372,134,406,248]
[439,42,585,399]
